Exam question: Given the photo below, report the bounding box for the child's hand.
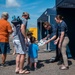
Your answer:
[35,40,38,43]
[54,39,59,45]
[54,40,58,45]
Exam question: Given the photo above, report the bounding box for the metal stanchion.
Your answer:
[44,11,51,52]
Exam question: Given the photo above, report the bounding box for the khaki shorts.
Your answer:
[13,40,27,54]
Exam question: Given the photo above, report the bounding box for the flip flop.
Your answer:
[15,69,19,74]
[15,71,19,74]
[25,70,30,74]
[19,70,30,74]
[59,66,69,70]
[15,70,19,74]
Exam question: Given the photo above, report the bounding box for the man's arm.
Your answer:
[7,23,13,34]
[8,30,13,34]
[20,24,26,38]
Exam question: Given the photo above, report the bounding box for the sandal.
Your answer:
[59,66,69,70]
[19,70,30,74]
[15,71,19,74]
[25,70,30,74]
[15,70,19,74]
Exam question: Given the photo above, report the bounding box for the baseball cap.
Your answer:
[1,12,9,18]
[22,12,30,19]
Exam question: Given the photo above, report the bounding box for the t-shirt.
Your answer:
[57,20,68,37]
[25,38,31,46]
[48,24,57,36]
[21,18,28,29]
[25,38,31,50]
[27,38,31,45]
[12,25,19,40]
[28,43,39,58]
[0,19,12,42]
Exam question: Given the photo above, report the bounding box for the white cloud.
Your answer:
[6,0,20,7]
[25,6,37,10]
[23,1,42,7]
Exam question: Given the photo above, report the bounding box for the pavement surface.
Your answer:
[0,38,75,75]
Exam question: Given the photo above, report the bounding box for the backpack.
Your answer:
[11,16,22,26]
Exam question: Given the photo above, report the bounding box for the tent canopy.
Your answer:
[37,8,56,22]
[56,0,75,8]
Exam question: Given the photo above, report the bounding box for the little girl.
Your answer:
[12,24,16,55]
[26,31,33,65]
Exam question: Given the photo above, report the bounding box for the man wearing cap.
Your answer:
[13,12,30,74]
[0,12,12,66]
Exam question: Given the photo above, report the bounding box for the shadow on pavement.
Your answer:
[37,60,44,69]
[23,60,44,71]
[68,60,72,66]
[6,60,16,66]
[38,59,50,64]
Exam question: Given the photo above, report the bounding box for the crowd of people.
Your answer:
[0,11,69,74]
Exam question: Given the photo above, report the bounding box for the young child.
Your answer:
[12,24,16,55]
[26,31,33,65]
[28,36,39,70]
[26,31,33,48]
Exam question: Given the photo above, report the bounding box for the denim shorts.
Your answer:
[13,40,27,54]
[0,42,10,54]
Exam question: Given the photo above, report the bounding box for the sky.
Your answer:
[0,0,55,28]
